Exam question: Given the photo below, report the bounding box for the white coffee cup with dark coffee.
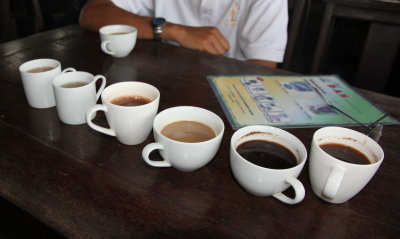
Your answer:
[142,106,225,172]
[19,58,75,108]
[86,81,159,145]
[230,125,307,204]
[309,127,384,204]
[99,25,137,58]
[53,71,106,125]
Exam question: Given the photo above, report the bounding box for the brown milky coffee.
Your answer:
[27,66,55,73]
[161,121,216,143]
[60,81,88,88]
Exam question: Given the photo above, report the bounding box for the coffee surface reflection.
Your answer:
[237,140,297,169]
[320,143,371,165]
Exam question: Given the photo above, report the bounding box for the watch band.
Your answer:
[151,17,166,41]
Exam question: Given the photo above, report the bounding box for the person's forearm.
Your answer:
[79,0,153,39]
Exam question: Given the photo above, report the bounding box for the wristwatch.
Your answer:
[151,17,167,41]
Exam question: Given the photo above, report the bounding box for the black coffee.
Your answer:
[320,143,370,165]
[236,140,297,169]
[111,95,151,106]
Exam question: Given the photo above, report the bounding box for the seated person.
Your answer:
[79,0,288,68]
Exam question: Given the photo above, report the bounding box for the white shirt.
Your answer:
[111,0,288,62]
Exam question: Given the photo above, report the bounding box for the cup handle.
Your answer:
[62,67,76,73]
[101,41,114,56]
[142,143,172,167]
[272,177,305,204]
[86,104,116,136]
[322,165,345,199]
[93,75,106,100]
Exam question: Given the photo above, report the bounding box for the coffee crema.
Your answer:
[320,143,371,165]
[236,140,297,169]
[161,121,216,143]
[111,95,151,106]
[60,81,88,88]
[27,66,55,73]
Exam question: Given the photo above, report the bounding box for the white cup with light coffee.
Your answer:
[19,58,75,108]
[230,125,307,204]
[86,81,159,145]
[53,71,106,125]
[142,106,225,172]
[309,127,384,204]
[99,25,137,58]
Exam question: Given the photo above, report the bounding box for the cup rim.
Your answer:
[231,125,307,171]
[99,24,137,35]
[313,126,384,166]
[19,58,60,74]
[153,106,225,145]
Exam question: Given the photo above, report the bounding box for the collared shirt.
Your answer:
[111,0,288,62]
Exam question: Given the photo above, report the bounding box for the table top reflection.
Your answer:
[0,25,399,239]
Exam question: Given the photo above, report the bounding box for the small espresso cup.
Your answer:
[142,106,225,172]
[230,125,307,204]
[99,25,137,58]
[53,71,106,125]
[86,81,159,145]
[19,58,75,108]
[309,127,384,204]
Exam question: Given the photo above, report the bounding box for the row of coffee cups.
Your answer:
[19,58,107,125]
[19,59,384,205]
[230,125,384,204]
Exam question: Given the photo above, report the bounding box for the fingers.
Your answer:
[202,28,230,55]
[173,25,230,55]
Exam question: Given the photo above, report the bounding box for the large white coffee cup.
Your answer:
[309,127,384,204]
[53,71,106,125]
[19,58,75,108]
[99,25,137,58]
[86,82,159,145]
[142,106,225,172]
[230,125,307,204]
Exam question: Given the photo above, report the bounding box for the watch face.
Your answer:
[152,18,166,26]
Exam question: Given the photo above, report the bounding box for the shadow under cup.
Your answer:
[230,126,307,204]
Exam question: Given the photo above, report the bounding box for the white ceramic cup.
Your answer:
[309,127,384,204]
[19,58,75,108]
[53,71,106,125]
[142,106,225,172]
[86,81,159,145]
[230,125,307,204]
[99,25,137,58]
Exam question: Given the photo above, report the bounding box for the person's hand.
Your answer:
[166,25,230,55]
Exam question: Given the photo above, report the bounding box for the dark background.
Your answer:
[0,0,399,238]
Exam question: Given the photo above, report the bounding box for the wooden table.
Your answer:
[1,25,399,239]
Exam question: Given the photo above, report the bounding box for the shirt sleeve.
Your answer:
[111,0,154,17]
[239,0,288,62]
